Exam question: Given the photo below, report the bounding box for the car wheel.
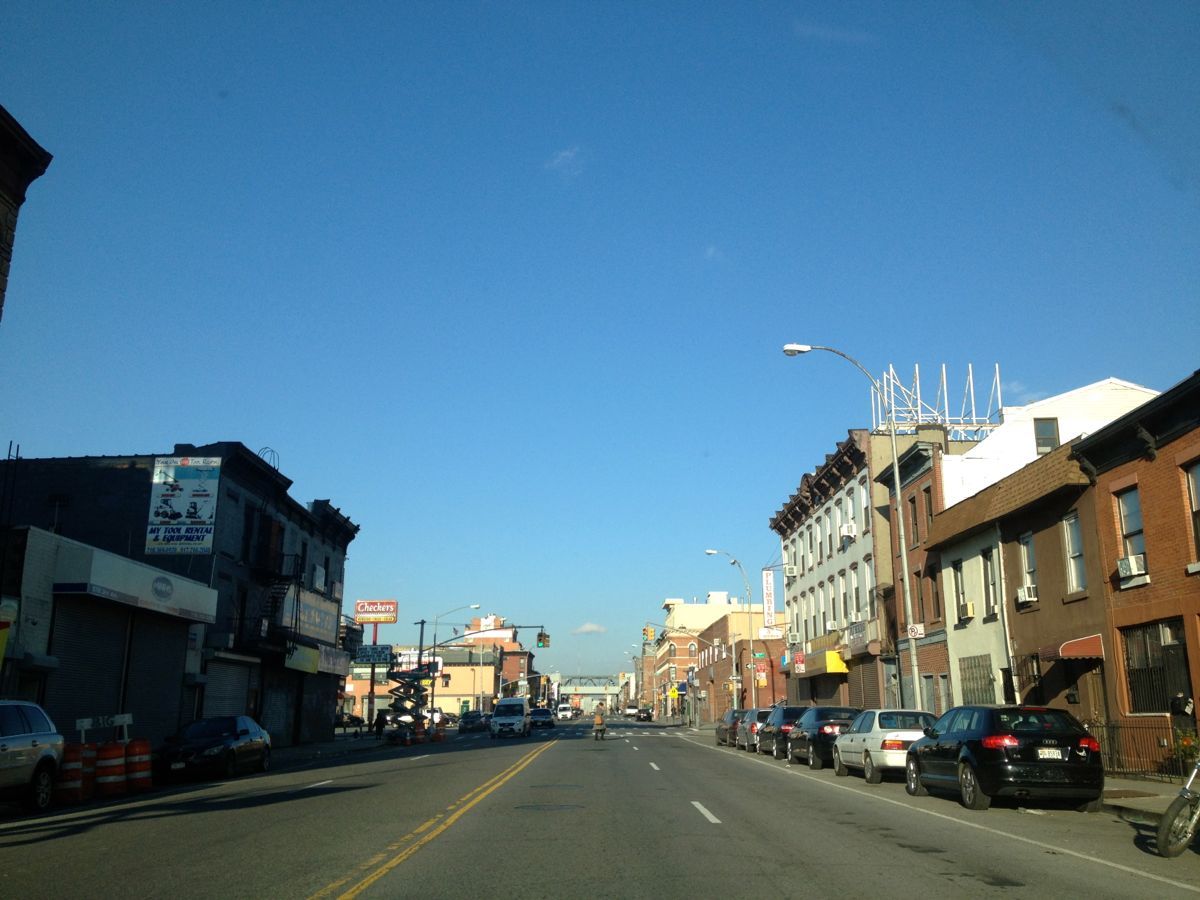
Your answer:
[224,752,238,779]
[259,747,271,773]
[958,762,991,810]
[25,764,54,812]
[864,752,882,785]
[833,749,847,776]
[905,757,927,796]
[772,740,784,761]
[807,747,823,770]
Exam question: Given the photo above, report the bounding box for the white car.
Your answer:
[833,709,935,784]
[556,705,573,721]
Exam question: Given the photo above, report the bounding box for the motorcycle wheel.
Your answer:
[1158,795,1199,858]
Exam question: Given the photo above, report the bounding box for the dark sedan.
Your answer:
[458,710,487,732]
[716,708,746,746]
[905,705,1104,811]
[636,708,652,722]
[786,706,860,769]
[155,715,271,781]
[757,705,806,759]
[530,708,556,729]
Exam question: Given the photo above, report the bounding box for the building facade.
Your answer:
[0,103,51,325]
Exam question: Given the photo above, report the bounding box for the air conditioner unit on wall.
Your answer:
[784,564,799,578]
[785,631,802,646]
[958,601,975,620]
[1016,585,1038,605]
[1117,553,1147,578]
[839,523,857,541]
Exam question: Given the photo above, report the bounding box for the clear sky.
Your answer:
[2,3,1197,675]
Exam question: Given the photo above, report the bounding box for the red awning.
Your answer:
[1040,634,1104,661]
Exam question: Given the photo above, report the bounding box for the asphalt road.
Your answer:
[2,721,1200,898]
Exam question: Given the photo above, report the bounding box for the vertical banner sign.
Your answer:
[145,457,222,554]
[762,568,776,628]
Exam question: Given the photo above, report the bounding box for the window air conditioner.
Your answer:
[1117,553,1147,578]
[1016,585,1038,604]
[839,523,858,541]
[784,564,799,578]
[826,622,840,633]
[785,631,802,646]
[958,601,975,620]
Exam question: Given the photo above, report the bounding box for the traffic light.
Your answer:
[536,631,550,648]
[646,626,655,642]
[641,626,649,641]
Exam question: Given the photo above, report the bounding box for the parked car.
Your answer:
[625,704,639,717]
[786,706,861,769]
[905,705,1104,811]
[334,711,365,728]
[736,708,772,752]
[716,708,745,746]
[155,715,271,781]
[0,699,64,812]
[458,710,487,732]
[757,705,807,759]
[834,709,935,783]
[636,708,652,722]
[530,708,556,729]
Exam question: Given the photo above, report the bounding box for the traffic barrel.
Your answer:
[54,743,85,805]
[94,742,127,798]
[125,739,152,792]
[81,743,97,800]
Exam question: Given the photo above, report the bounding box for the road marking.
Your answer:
[625,739,631,743]
[409,755,429,762]
[679,732,1200,895]
[632,746,639,751]
[311,739,558,899]
[650,763,660,771]
[691,801,721,824]
[307,780,333,789]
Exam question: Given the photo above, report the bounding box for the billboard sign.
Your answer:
[355,599,398,624]
[145,457,221,555]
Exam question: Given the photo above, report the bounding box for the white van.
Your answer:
[489,698,531,738]
[556,704,573,721]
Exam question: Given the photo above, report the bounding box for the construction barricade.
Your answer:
[94,742,127,798]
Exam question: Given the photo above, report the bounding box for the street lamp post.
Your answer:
[704,549,758,708]
[782,343,921,707]
[428,603,481,717]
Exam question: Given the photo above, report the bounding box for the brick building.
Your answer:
[0,103,51,325]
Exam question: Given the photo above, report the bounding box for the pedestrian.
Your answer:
[593,705,606,741]
[374,709,387,740]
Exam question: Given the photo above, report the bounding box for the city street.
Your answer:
[2,722,1199,898]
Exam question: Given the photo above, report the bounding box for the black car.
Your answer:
[757,705,807,759]
[530,708,556,729]
[905,705,1104,811]
[636,708,652,722]
[155,715,271,781]
[716,708,746,746]
[335,711,365,728]
[786,706,861,769]
[458,710,487,732]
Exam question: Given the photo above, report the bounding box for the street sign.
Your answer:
[753,652,766,658]
[354,644,392,664]
[759,627,783,640]
[907,623,926,639]
[668,686,679,699]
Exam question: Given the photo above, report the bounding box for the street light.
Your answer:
[782,342,920,707]
[428,603,481,716]
[705,549,758,708]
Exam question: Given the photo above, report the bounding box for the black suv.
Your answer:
[786,706,861,769]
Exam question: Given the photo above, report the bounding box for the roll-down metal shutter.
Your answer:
[203,660,252,717]
[124,612,189,744]
[44,597,128,742]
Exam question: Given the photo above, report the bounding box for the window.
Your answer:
[807,525,815,569]
[668,643,677,657]
[860,478,870,533]
[1122,618,1190,713]
[816,584,824,633]
[834,499,843,538]
[1063,512,1086,593]
[922,485,933,530]
[851,564,861,617]
[1019,532,1037,589]
[845,488,855,534]
[981,547,998,616]
[816,520,823,563]
[864,559,875,619]
[1186,461,1200,560]
[1034,417,1060,454]
[825,509,834,556]
[838,571,848,620]
[929,564,941,621]
[1117,487,1145,558]
[952,559,965,614]
[907,495,919,546]
[688,642,697,656]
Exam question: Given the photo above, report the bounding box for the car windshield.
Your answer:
[181,717,238,740]
[878,712,935,730]
[996,709,1085,734]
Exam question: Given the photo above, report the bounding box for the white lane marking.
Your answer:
[409,755,429,762]
[692,801,721,824]
[679,733,1200,895]
[650,763,660,771]
[307,780,334,789]
[625,739,631,743]
[632,746,639,751]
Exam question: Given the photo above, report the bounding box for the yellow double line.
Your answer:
[312,739,558,899]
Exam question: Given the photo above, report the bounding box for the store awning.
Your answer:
[795,650,850,677]
[1040,634,1104,661]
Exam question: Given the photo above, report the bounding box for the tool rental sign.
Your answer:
[145,457,222,554]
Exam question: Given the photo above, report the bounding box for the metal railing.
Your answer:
[1085,719,1193,782]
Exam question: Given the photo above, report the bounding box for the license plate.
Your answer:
[1037,747,1066,760]
[170,762,185,770]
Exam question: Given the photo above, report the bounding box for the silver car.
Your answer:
[0,700,64,811]
[833,708,934,784]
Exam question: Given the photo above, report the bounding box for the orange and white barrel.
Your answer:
[94,742,127,798]
[125,738,152,792]
[54,743,85,805]
[80,743,97,800]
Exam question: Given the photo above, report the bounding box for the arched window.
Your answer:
[668,642,677,657]
[688,642,697,656]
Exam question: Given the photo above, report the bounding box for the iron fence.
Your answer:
[1085,719,1194,782]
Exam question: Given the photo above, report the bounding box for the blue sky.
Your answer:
[2,2,1197,674]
